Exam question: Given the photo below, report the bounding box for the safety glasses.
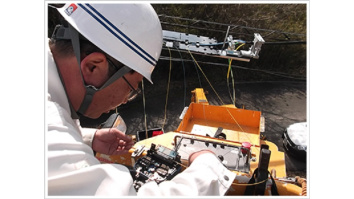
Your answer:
[122,76,141,101]
[107,58,141,102]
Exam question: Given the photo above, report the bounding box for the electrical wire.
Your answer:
[141,79,148,140]
[188,49,224,105]
[187,48,247,134]
[130,146,271,187]
[226,43,245,104]
[176,159,272,187]
[235,43,245,51]
[227,59,236,105]
[191,54,203,88]
[159,56,306,81]
[186,48,265,157]
[232,178,268,186]
[176,48,187,108]
[231,65,236,105]
[162,47,173,130]
[159,14,306,42]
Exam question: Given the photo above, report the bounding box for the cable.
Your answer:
[226,43,245,105]
[235,43,245,51]
[227,59,232,104]
[199,42,224,46]
[186,48,266,152]
[159,14,306,41]
[159,14,303,36]
[159,55,306,81]
[188,49,224,105]
[227,59,236,105]
[232,178,268,186]
[176,48,187,108]
[141,79,148,140]
[130,146,269,187]
[162,47,172,130]
[230,65,236,105]
[263,41,306,45]
[191,54,203,88]
[187,48,246,133]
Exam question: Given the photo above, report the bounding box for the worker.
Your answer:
[47,3,236,196]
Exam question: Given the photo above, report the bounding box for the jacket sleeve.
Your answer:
[137,152,236,196]
[47,97,137,196]
[48,163,137,196]
[47,95,235,196]
[81,127,96,148]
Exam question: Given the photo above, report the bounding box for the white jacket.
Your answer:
[47,45,236,196]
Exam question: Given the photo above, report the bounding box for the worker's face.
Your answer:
[74,51,144,119]
[84,71,143,119]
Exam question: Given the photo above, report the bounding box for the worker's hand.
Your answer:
[188,150,216,166]
[92,128,134,155]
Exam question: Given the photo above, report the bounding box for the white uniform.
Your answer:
[47,45,236,196]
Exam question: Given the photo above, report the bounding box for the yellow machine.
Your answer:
[96,88,306,196]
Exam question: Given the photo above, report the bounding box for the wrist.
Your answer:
[81,127,97,148]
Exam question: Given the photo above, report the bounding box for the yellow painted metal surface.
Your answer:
[177,103,261,146]
[97,131,291,195]
[95,88,300,195]
[191,88,209,104]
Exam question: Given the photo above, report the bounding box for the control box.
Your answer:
[131,143,182,191]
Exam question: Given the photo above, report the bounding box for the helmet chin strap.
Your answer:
[67,24,131,116]
[67,24,97,116]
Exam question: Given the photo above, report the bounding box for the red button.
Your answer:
[242,142,251,154]
[152,131,163,137]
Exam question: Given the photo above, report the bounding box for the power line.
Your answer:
[158,14,306,42]
[158,56,306,81]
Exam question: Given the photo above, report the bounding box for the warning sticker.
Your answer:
[64,4,77,16]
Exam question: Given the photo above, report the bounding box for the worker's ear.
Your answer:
[80,52,110,88]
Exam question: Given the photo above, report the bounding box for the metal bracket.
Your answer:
[255,145,271,195]
[131,145,145,166]
[131,145,145,158]
[162,30,265,62]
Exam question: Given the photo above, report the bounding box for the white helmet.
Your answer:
[57,3,162,83]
